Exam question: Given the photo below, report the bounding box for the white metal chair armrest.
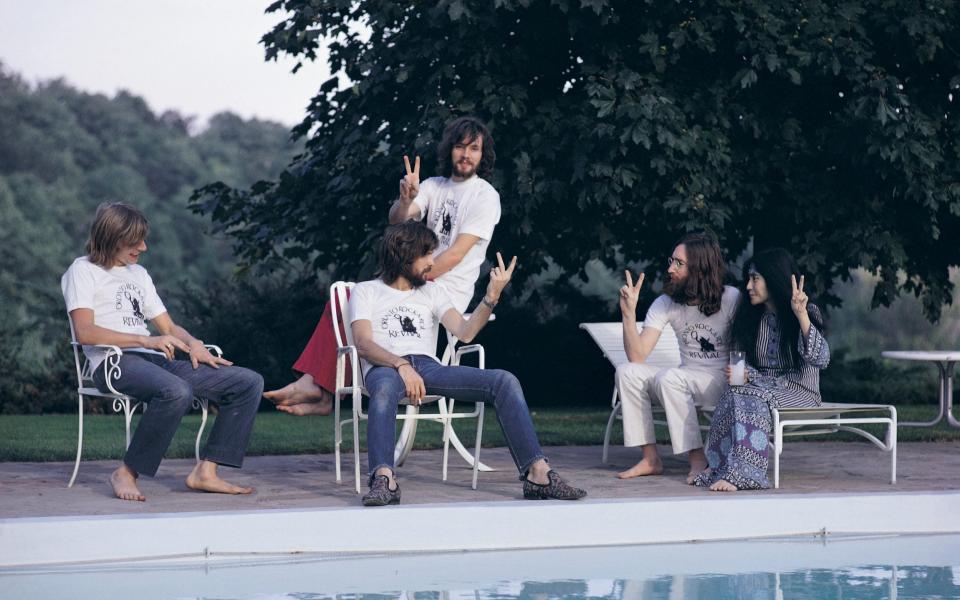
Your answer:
[453,344,485,368]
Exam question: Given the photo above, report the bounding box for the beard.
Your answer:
[663,273,693,304]
[402,264,431,288]
[452,159,477,178]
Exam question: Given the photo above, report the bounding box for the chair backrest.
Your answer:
[579,322,681,370]
[66,314,94,388]
[330,281,356,350]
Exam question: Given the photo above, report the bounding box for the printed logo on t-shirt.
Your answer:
[115,283,147,328]
[380,305,426,339]
[441,210,453,237]
[432,195,458,246]
[681,323,724,360]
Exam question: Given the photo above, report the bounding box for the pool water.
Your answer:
[3,534,958,599]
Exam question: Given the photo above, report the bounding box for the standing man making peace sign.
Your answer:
[388,116,501,313]
[265,117,501,415]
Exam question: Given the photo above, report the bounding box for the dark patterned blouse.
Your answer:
[744,304,830,408]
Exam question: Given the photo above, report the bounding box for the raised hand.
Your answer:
[398,155,421,203]
[790,274,808,318]
[619,270,645,318]
[485,252,518,302]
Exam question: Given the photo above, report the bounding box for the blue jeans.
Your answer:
[93,352,263,477]
[364,354,546,482]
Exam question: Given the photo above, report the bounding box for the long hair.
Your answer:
[86,202,149,268]
[377,221,439,284]
[731,247,824,369]
[668,232,726,316]
[436,116,496,179]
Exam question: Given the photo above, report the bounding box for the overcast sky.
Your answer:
[0,0,330,127]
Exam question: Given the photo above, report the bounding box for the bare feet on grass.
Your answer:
[617,457,663,479]
[686,450,709,484]
[110,464,146,501]
[186,461,254,495]
[709,479,738,492]
[264,374,332,415]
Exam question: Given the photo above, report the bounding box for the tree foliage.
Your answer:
[195,0,960,320]
[0,65,299,413]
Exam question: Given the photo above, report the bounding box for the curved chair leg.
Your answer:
[334,391,342,483]
[442,399,455,482]
[123,400,134,450]
[395,405,420,466]
[602,391,621,464]
[194,398,209,463]
[472,403,485,490]
[68,392,85,488]
[353,390,362,494]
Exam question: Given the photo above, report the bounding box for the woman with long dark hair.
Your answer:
[693,248,830,491]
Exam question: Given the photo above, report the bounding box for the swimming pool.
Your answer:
[3,533,958,599]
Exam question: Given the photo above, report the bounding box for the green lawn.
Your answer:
[1,405,958,463]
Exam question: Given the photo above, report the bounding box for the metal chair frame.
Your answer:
[330,281,486,494]
[67,317,218,487]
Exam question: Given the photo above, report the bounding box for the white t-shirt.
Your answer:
[61,256,167,370]
[349,279,455,375]
[412,175,501,312]
[643,286,741,370]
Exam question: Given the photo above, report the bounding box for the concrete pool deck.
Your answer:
[2,441,959,568]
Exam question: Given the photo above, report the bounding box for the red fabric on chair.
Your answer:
[292,292,351,394]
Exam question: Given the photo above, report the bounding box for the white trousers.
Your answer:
[615,362,726,455]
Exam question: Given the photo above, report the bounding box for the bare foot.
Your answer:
[617,457,663,479]
[110,465,145,502]
[709,479,738,492]
[186,462,254,495]
[263,375,326,407]
[275,396,333,416]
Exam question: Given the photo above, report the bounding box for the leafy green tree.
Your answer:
[195,0,960,320]
[0,64,300,412]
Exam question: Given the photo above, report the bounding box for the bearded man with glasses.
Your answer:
[614,232,740,484]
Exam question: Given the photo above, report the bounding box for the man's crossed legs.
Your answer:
[361,354,586,505]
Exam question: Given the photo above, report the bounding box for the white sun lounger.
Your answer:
[580,322,898,488]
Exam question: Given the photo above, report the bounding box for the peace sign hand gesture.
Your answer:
[790,274,808,318]
[485,252,518,302]
[399,155,420,203]
[619,270,645,317]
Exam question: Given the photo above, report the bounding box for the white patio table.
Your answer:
[881,351,960,428]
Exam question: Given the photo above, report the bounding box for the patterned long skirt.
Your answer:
[694,386,774,490]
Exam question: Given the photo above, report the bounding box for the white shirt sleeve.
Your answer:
[642,295,672,331]
[139,269,167,320]
[349,283,373,324]
[61,261,97,312]
[458,187,501,240]
[431,284,456,321]
[411,178,439,221]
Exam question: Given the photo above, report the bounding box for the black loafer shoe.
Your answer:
[523,470,587,500]
[362,474,401,506]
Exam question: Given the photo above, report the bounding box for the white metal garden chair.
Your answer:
[67,317,218,487]
[330,281,487,493]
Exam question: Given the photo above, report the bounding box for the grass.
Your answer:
[1,404,959,463]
